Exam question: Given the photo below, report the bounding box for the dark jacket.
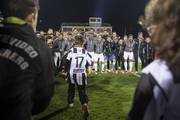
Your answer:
[0,23,54,120]
[52,37,63,53]
[126,59,180,120]
[116,43,125,57]
[103,40,113,56]
[144,43,155,59]
[133,39,146,56]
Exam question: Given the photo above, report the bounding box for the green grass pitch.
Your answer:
[33,73,139,120]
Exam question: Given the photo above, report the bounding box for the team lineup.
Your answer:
[48,30,155,76]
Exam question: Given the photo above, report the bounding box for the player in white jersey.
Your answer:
[65,35,92,116]
[124,34,135,72]
[93,35,104,73]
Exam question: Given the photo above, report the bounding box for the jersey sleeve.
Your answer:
[66,50,72,61]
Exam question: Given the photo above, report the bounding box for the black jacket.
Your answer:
[0,23,54,120]
[133,39,146,56]
[116,43,125,57]
[103,40,114,55]
[144,43,155,59]
[126,59,180,120]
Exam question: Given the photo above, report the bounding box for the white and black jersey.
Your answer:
[66,47,92,85]
[126,59,180,120]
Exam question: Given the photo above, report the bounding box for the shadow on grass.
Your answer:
[87,84,113,94]
[38,107,68,120]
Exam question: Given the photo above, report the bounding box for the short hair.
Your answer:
[74,35,84,46]
[1,0,38,19]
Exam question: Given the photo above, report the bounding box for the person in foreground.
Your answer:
[0,0,54,120]
[126,0,180,120]
[65,35,92,117]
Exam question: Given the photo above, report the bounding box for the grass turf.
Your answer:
[33,73,139,120]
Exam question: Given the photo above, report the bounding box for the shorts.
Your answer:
[124,51,134,60]
[93,53,104,62]
[69,72,87,85]
[104,54,115,61]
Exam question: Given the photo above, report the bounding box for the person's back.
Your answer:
[67,47,91,85]
[0,0,54,119]
[126,0,180,119]
[66,35,92,117]
[127,59,180,120]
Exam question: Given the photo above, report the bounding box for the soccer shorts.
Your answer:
[69,72,87,86]
[104,54,115,61]
[94,53,104,62]
[124,51,134,60]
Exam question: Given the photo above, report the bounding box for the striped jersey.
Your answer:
[66,47,92,85]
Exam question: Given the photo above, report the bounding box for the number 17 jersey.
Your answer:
[66,47,92,85]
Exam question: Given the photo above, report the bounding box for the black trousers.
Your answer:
[134,53,145,71]
[68,83,88,105]
[144,58,154,67]
[139,54,145,69]
[116,55,124,70]
[134,53,139,72]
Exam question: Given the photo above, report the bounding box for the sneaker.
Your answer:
[121,70,125,74]
[135,71,138,74]
[82,104,89,117]
[68,103,74,108]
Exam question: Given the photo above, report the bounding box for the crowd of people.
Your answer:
[37,28,155,75]
[1,0,180,120]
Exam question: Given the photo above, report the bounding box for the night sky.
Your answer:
[38,0,148,35]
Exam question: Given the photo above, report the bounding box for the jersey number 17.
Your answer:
[75,56,84,68]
